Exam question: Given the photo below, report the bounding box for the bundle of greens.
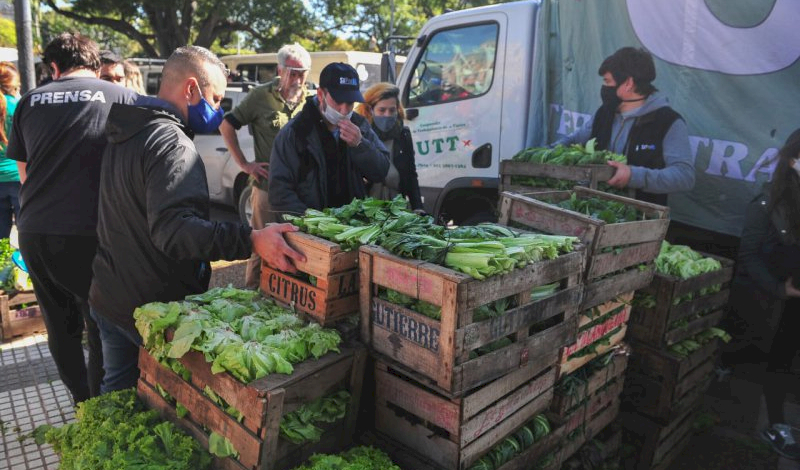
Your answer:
[467,415,552,470]
[134,287,342,383]
[280,391,350,444]
[553,193,643,224]
[31,389,211,470]
[378,288,442,320]
[286,197,579,280]
[291,446,402,470]
[654,241,724,303]
[511,139,625,166]
[668,327,731,358]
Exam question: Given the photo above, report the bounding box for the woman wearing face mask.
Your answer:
[721,128,800,460]
[355,83,424,212]
[0,62,20,238]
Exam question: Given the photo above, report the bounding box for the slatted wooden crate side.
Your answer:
[552,351,629,417]
[561,380,623,439]
[581,265,654,311]
[498,160,612,192]
[0,291,45,340]
[493,418,566,470]
[280,231,358,278]
[558,326,628,378]
[138,346,365,470]
[561,425,622,470]
[621,405,698,470]
[260,264,359,326]
[374,359,558,470]
[360,244,584,396]
[559,397,621,465]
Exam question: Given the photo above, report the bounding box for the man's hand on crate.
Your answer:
[607,160,632,188]
[252,223,306,273]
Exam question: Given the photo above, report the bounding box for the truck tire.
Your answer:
[460,210,498,226]
[237,185,253,226]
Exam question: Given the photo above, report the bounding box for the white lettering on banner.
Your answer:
[551,104,591,136]
[627,0,800,75]
[745,148,779,182]
[704,138,749,179]
[29,90,106,107]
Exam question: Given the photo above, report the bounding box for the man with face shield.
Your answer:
[555,47,694,205]
[220,43,315,288]
[88,46,305,393]
[267,62,389,221]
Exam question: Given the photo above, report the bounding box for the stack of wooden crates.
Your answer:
[498,189,669,467]
[0,289,44,341]
[621,251,735,470]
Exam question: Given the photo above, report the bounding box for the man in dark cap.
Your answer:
[99,50,125,85]
[268,62,389,220]
[555,47,694,205]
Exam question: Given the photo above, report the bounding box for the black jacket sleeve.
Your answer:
[144,137,253,261]
[738,197,786,299]
[397,128,424,210]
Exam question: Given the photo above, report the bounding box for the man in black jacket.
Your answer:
[89,46,304,393]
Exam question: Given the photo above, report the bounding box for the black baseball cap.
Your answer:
[319,62,364,103]
[99,50,122,64]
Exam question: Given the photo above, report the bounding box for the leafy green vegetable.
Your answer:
[668,327,731,358]
[291,446,401,470]
[208,432,239,458]
[280,390,350,444]
[30,389,211,470]
[552,192,644,223]
[511,139,626,165]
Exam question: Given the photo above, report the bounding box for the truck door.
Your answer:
[401,16,506,215]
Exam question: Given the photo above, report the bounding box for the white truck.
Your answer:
[398,0,798,235]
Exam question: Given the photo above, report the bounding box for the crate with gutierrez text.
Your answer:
[628,252,733,348]
[498,189,669,309]
[359,243,584,397]
[623,338,718,424]
[260,231,359,326]
[137,345,366,470]
[557,293,632,378]
[553,347,629,462]
[374,358,563,470]
[0,290,43,341]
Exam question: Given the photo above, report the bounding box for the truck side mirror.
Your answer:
[406,108,419,120]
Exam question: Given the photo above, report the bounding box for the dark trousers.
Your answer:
[764,297,800,425]
[0,181,20,239]
[18,233,103,403]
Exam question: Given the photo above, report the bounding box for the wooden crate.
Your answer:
[620,405,698,470]
[498,189,669,309]
[260,231,359,326]
[374,358,561,470]
[623,339,718,423]
[557,294,633,378]
[499,160,615,193]
[552,347,629,418]
[137,345,366,470]
[359,244,585,397]
[560,424,622,470]
[0,290,44,341]
[628,253,734,348]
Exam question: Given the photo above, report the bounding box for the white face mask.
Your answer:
[793,158,800,176]
[322,93,352,125]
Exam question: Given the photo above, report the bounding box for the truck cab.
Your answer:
[398,1,539,223]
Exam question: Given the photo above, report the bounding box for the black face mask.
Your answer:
[600,85,621,108]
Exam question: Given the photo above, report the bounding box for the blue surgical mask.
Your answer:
[187,92,224,134]
[373,115,397,133]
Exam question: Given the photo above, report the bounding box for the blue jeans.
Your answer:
[0,181,20,239]
[90,308,143,394]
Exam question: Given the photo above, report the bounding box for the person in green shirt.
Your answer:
[0,62,20,238]
[220,43,315,288]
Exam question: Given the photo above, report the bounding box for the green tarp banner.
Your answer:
[528,0,800,236]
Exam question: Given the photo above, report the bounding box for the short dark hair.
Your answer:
[161,46,227,90]
[598,47,657,96]
[42,33,101,74]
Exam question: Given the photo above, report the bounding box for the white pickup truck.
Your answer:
[398,0,797,235]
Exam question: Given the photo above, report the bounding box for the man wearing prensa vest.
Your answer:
[556,47,694,205]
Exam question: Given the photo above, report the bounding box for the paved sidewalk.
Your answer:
[0,334,71,470]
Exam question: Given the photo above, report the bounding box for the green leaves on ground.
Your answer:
[31,389,211,470]
[134,287,342,383]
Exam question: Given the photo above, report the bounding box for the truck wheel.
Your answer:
[461,210,497,226]
[237,185,253,226]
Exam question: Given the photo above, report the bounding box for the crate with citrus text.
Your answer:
[137,345,366,470]
[260,231,359,326]
[359,243,585,397]
[498,189,669,309]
